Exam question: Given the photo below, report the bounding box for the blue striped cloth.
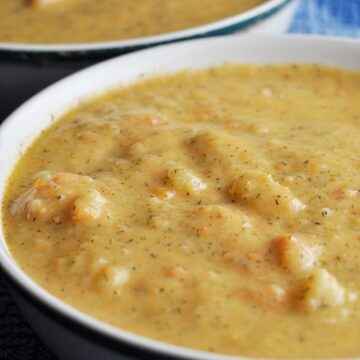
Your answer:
[289,0,360,38]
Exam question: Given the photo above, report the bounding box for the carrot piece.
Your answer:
[271,234,292,265]
[150,186,175,199]
[27,0,62,7]
[134,114,164,127]
[196,225,208,237]
[334,77,351,98]
[237,284,290,313]
[163,266,193,282]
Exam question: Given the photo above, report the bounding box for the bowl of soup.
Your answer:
[0,0,296,124]
[0,35,360,360]
[0,0,293,60]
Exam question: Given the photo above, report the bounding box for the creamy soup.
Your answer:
[2,65,360,359]
[0,0,265,44]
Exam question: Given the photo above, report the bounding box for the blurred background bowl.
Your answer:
[0,0,297,121]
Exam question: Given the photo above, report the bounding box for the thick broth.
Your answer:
[3,65,360,358]
[0,0,265,44]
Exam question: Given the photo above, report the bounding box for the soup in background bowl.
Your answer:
[0,0,293,60]
[0,35,359,360]
[0,0,295,123]
[1,0,267,44]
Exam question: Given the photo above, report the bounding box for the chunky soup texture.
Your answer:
[3,65,360,358]
[0,0,265,44]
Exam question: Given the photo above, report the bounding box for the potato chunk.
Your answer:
[272,235,321,277]
[188,130,255,179]
[166,167,207,196]
[71,189,107,222]
[94,265,130,296]
[229,170,305,218]
[297,268,346,312]
[11,172,107,223]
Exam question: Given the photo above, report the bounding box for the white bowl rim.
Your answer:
[0,0,289,53]
[1,34,360,360]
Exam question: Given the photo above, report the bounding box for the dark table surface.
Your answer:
[0,55,74,359]
[0,272,56,360]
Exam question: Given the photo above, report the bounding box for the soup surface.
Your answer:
[0,0,265,44]
[3,65,360,358]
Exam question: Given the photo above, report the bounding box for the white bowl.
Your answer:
[0,0,297,122]
[0,35,360,360]
[0,0,292,62]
